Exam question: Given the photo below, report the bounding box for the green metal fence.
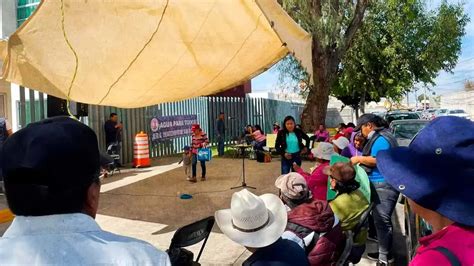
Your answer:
[17,0,40,27]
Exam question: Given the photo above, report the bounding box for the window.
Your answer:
[0,94,5,118]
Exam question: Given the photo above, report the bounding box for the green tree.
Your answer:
[333,0,467,114]
[279,0,370,130]
[278,0,468,125]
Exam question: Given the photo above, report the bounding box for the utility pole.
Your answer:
[424,86,428,111]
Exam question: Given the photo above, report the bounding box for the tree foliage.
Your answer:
[277,0,468,118]
[333,0,468,108]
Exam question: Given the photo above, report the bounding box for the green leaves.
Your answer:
[333,0,468,106]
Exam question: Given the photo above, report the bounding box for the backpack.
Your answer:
[428,247,461,266]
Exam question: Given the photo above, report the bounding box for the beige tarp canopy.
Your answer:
[0,0,311,108]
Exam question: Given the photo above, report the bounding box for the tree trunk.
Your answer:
[359,94,366,114]
[301,81,330,132]
[354,107,360,119]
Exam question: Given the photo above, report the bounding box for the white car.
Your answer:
[447,109,470,119]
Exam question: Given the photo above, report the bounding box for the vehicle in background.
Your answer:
[404,199,433,261]
[421,109,437,120]
[447,109,470,119]
[385,112,421,124]
[390,119,429,147]
[389,119,432,261]
[434,109,448,117]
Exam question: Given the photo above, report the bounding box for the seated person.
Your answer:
[215,189,309,266]
[251,125,267,151]
[332,136,350,156]
[241,125,254,144]
[378,117,474,265]
[326,162,370,262]
[345,133,366,158]
[0,117,170,265]
[293,142,335,200]
[333,123,347,140]
[275,173,345,266]
[312,124,330,143]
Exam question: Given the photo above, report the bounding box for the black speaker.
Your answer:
[47,95,68,117]
[47,96,88,117]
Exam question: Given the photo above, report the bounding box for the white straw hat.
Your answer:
[215,189,287,248]
[332,137,350,150]
[311,142,335,161]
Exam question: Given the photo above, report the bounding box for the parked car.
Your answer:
[390,120,429,147]
[434,108,448,118]
[447,109,470,119]
[391,119,432,260]
[421,109,437,120]
[385,112,421,125]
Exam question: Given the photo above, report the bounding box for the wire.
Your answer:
[60,0,79,120]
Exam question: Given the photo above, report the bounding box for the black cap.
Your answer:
[1,117,101,189]
[354,113,380,131]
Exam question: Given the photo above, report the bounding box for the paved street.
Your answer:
[1,157,408,265]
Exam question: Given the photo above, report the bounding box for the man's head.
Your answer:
[219,112,225,120]
[110,113,118,122]
[0,117,102,218]
[325,162,359,193]
[354,114,387,138]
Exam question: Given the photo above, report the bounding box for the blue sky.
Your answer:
[252,0,474,97]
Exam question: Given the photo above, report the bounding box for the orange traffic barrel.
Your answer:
[133,131,151,168]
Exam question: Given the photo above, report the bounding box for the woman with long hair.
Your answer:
[275,116,310,174]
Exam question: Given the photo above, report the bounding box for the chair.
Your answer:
[167,216,215,266]
[106,142,121,176]
[264,134,277,155]
[336,202,375,265]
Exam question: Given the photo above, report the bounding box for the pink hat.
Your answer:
[344,127,354,135]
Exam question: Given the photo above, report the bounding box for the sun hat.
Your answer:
[215,189,287,248]
[311,142,335,161]
[275,172,310,201]
[377,116,474,226]
[332,137,350,150]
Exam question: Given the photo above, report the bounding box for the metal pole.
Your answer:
[424,86,427,111]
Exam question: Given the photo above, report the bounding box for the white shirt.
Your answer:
[0,213,171,265]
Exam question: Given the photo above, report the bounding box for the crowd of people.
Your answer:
[0,114,472,265]
[214,115,474,266]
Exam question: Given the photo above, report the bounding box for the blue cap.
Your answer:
[378,116,474,226]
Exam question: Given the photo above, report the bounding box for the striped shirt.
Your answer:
[192,132,208,154]
[252,130,266,143]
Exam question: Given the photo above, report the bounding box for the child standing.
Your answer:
[179,146,192,180]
